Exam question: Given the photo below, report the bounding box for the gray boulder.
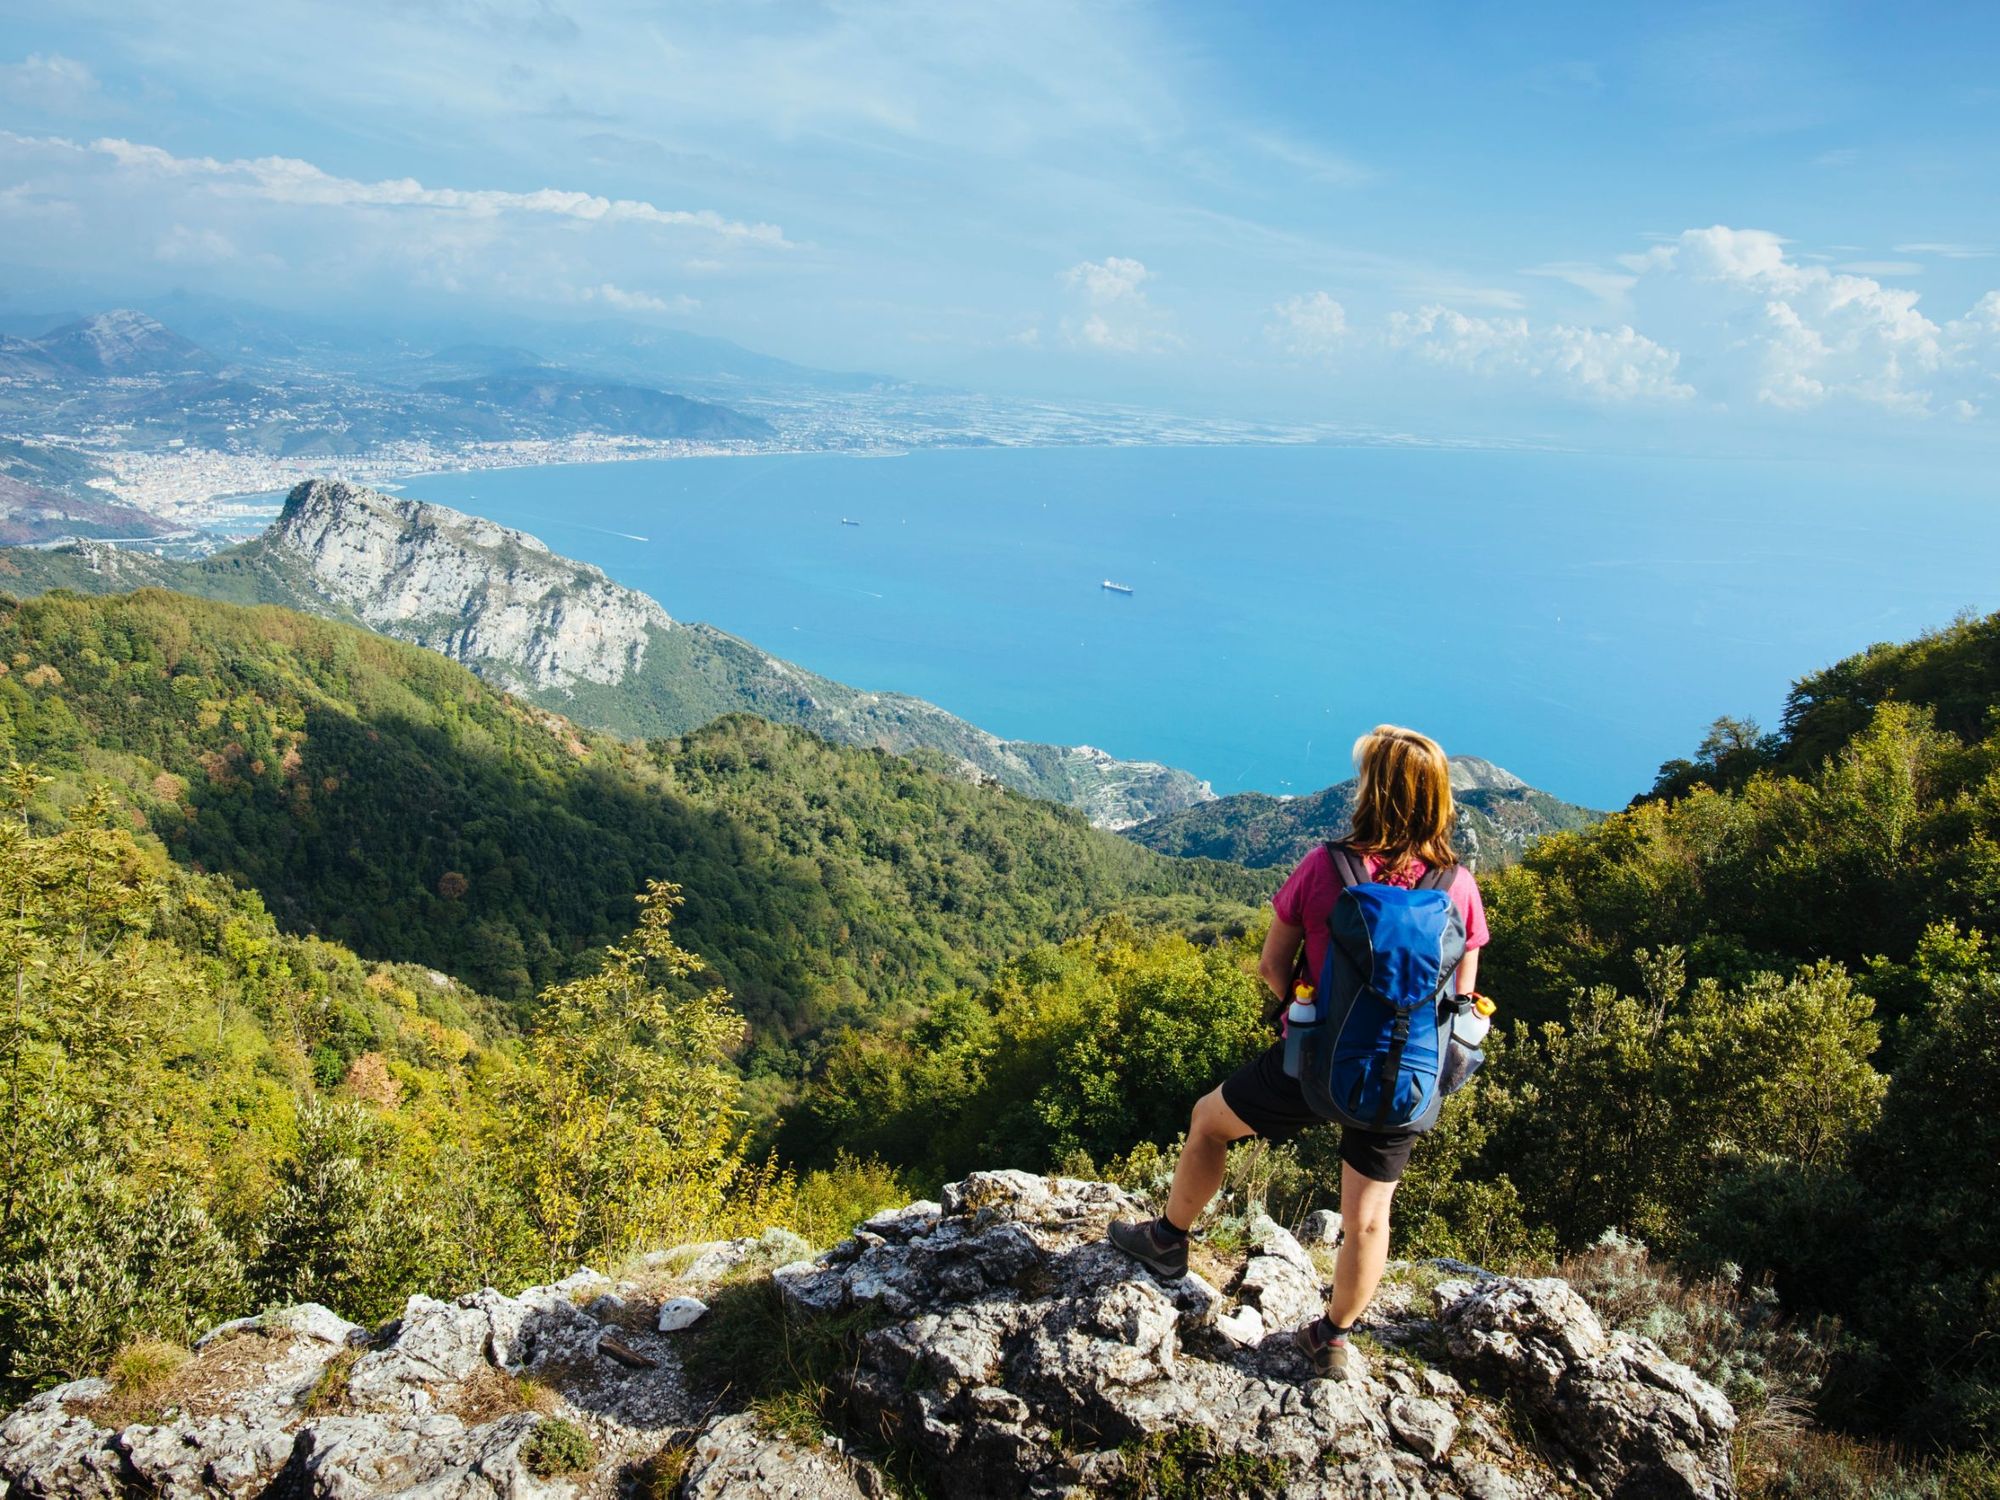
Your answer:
[1436,1275,1737,1499]
[678,1412,884,1498]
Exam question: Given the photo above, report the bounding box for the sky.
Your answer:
[3,1,1999,452]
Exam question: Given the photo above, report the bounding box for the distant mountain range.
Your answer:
[1127,755,1600,869]
[96,290,892,396]
[415,371,772,441]
[0,309,213,378]
[0,481,1215,828]
[0,309,779,457]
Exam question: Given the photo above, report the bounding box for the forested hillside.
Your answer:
[0,785,906,1403]
[0,588,1261,1060]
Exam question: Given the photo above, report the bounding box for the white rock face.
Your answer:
[268,480,673,693]
[1447,755,1530,793]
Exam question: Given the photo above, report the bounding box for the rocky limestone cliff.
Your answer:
[267,479,674,694]
[0,1172,1735,1500]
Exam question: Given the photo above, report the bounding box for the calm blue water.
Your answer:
[394,445,2000,810]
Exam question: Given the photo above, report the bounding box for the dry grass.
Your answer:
[1737,1425,1929,1499]
[1187,1240,1246,1294]
[633,1441,696,1498]
[442,1366,562,1425]
[98,1337,191,1420]
[78,1332,301,1426]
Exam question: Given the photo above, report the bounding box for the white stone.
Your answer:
[1212,1307,1267,1347]
[656,1297,708,1332]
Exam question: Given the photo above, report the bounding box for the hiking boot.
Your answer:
[1295,1318,1360,1381]
[1106,1217,1189,1280]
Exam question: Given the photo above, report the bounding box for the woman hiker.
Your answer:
[1107,724,1489,1381]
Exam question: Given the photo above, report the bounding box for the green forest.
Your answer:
[1,584,1996,1496]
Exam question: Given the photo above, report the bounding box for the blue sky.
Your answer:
[2,1,1998,450]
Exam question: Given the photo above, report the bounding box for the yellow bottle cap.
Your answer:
[1473,996,1497,1017]
[1294,982,1315,1000]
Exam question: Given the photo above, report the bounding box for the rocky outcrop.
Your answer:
[266,479,674,694]
[0,1174,1735,1500]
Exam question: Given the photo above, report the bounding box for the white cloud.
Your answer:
[1058,256,1177,353]
[1635,225,1951,411]
[1524,262,1639,302]
[84,136,788,244]
[1835,260,1921,276]
[1268,292,1347,358]
[0,54,99,114]
[0,130,789,322]
[1895,242,1994,259]
[1241,132,1371,188]
[1386,306,1693,402]
[1063,256,1150,304]
[1397,282,1526,311]
[581,282,698,315]
[154,224,241,264]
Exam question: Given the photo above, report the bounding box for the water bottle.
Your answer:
[1451,994,1496,1049]
[1282,981,1317,1079]
[1440,994,1497,1095]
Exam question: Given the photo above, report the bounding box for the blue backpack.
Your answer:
[1287,843,1468,1134]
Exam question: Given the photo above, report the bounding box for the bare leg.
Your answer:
[1162,1087,1256,1230]
[1327,1161,1399,1327]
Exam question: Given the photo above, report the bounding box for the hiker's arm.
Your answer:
[1258,917,1305,1000]
[1456,946,1480,997]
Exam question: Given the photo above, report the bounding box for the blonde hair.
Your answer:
[1347,724,1456,872]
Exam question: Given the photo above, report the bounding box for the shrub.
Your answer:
[521,1416,597,1477]
[0,1159,245,1398]
[1562,1229,1832,1414]
[780,1153,909,1249]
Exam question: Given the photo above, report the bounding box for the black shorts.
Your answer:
[1218,1042,1419,1184]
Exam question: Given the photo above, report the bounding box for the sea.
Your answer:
[389,443,2000,811]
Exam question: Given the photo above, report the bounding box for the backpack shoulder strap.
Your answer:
[1324,840,1373,892]
[1414,861,1459,893]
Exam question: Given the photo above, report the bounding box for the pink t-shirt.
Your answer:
[1272,845,1489,988]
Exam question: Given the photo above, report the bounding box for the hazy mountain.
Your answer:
[1126,755,1600,869]
[530,320,896,395]
[0,309,215,377]
[410,343,553,379]
[417,370,775,441]
[0,474,170,545]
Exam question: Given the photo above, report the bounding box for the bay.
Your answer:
[394,443,2000,810]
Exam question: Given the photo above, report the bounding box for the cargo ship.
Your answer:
[1101,579,1134,595]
